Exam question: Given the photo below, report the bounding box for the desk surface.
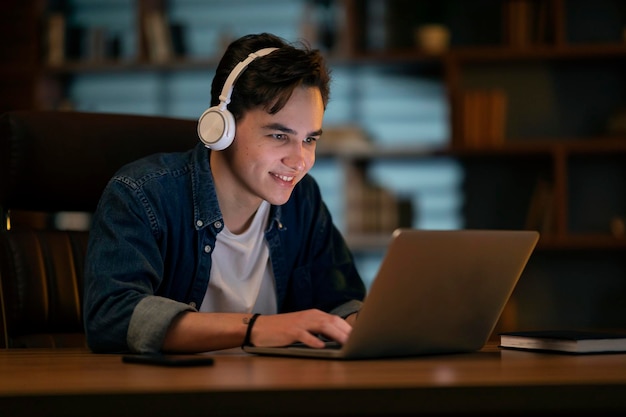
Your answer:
[2,344,626,417]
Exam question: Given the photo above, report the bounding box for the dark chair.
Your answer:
[0,111,198,348]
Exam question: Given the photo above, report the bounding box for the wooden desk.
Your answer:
[1,344,626,417]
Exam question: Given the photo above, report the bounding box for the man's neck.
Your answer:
[210,151,263,235]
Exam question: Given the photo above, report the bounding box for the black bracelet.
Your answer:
[242,313,261,348]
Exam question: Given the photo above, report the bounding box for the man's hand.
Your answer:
[250,309,352,348]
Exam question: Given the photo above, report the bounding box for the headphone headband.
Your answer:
[217,47,279,109]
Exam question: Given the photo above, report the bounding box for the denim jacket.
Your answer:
[83,143,365,353]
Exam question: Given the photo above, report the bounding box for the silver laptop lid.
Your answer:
[341,229,539,358]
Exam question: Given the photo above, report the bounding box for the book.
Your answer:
[46,12,66,66]
[500,330,626,354]
[456,89,508,149]
[143,9,174,63]
[524,178,554,233]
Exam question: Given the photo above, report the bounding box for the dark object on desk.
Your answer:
[500,330,626,354]
[245,229,539,359]
[122,354,214,367]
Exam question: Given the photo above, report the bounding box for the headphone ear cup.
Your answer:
[198,48,278,151]
[197,106,236,151]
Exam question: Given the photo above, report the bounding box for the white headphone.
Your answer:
[197,47,279,150]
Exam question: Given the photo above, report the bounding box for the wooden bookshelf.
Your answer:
[338,0,626,333]
[2,0,626,332]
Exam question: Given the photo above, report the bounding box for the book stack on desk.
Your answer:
[499,330,626,354]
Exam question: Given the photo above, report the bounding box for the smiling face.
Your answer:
[211,86,324,214]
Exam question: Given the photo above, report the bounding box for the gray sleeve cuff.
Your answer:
[330,299,363,319]
[127,296,196,353]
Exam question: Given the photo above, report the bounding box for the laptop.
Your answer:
[244,228,539,359]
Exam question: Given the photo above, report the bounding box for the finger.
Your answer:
[314,315,352,345]
[298,331,327,348]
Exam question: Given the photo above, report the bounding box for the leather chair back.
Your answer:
[0,230,88,347]
[0,111,198,348]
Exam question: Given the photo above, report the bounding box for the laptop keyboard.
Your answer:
[287,341,342,350]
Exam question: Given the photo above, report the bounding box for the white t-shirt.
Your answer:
[199,200,277,314]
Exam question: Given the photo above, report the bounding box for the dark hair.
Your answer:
[210,33,331,120]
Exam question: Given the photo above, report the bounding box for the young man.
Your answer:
[83,33,366,353]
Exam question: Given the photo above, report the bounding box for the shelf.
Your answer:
[538,234,626,251]
[316,137,626,162]
[348,232,626,253]
[316,144,441,160]
[452,138,626,155]
[450,43,626,62]
[41,42,626,77]
[351,42,626,65]
[44,58,222,74]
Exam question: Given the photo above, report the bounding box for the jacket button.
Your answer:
[204,245,211,253]
[189,302,197,309]
[214,221,222,229]
[196,220,203,227]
